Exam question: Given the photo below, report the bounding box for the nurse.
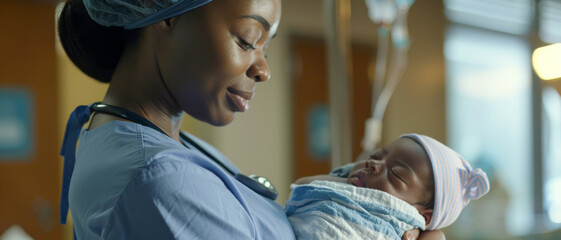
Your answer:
[58,0,444,239]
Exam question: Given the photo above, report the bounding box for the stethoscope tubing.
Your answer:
[89,102,278,200]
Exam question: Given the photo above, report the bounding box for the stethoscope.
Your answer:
[90,102,279,201]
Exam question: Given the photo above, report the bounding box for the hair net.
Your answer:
[83,0,213,29]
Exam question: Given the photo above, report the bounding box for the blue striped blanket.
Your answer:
[285,181,426,240]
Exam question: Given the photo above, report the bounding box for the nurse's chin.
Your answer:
[187,108,234,127]
[207,112,236,127]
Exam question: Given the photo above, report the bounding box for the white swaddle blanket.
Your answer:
[285,181,425,240]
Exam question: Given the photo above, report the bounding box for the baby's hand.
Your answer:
[404,229,446,240]
[403,229,420,240]
[418,230,446,240]
[293,175,347,185]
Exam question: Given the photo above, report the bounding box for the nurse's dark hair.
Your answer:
[58,0,136,83]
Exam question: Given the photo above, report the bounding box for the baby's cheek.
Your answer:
[374,182,395,195]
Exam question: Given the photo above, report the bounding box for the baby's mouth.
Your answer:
[349,172,366,188]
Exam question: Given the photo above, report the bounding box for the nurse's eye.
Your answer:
[238,38,256,51]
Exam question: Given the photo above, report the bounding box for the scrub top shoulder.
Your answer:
[69,120,295,239]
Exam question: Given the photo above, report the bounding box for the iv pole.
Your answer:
[323,0,354,168]
[361,0,414,155]
[323,0,415,167]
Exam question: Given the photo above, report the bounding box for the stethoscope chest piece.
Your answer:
[235,174,278,201]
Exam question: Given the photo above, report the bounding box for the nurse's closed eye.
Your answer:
[238,37,256,51]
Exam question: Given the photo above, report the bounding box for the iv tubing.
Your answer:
[361,1,412,154]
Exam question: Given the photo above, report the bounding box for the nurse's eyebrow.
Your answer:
[240,14,271,32]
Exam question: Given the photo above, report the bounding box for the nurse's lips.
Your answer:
[227,87,254,112]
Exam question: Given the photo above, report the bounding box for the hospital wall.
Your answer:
[0,1,62,239]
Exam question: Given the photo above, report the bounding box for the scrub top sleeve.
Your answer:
[329,163,356,178]
[106,158,256,239]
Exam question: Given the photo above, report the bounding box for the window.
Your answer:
[443,0,561,237]
[542,87,561,227]
[444,0,534,35]
[445,24,533,236]
[539,0,561,43]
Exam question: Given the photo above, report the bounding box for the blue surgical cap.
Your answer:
[83,0,213,29]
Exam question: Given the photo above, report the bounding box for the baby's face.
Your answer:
[348,137,434,210]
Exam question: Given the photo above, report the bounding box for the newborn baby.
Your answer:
[286,133,490,240]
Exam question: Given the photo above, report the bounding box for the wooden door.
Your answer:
[0,1,62,239]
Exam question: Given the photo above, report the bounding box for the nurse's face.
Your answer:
[348,138,434,211]
[156,0,281,126]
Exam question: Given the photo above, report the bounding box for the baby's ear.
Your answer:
[420,208,433,228]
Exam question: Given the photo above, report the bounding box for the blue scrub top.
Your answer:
[68,120,295,239]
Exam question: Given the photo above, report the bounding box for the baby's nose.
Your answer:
[366,160,384,174]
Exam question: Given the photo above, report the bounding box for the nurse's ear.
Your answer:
[139,17,179,51]
[156,17,179,31]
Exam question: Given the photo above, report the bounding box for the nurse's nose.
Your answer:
[247,55,270,82]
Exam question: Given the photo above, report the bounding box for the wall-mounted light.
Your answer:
[532,43,561,81]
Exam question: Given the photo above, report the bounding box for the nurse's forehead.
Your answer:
[218,0,278,11]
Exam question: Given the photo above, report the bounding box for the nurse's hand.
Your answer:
[403,229,446,240]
